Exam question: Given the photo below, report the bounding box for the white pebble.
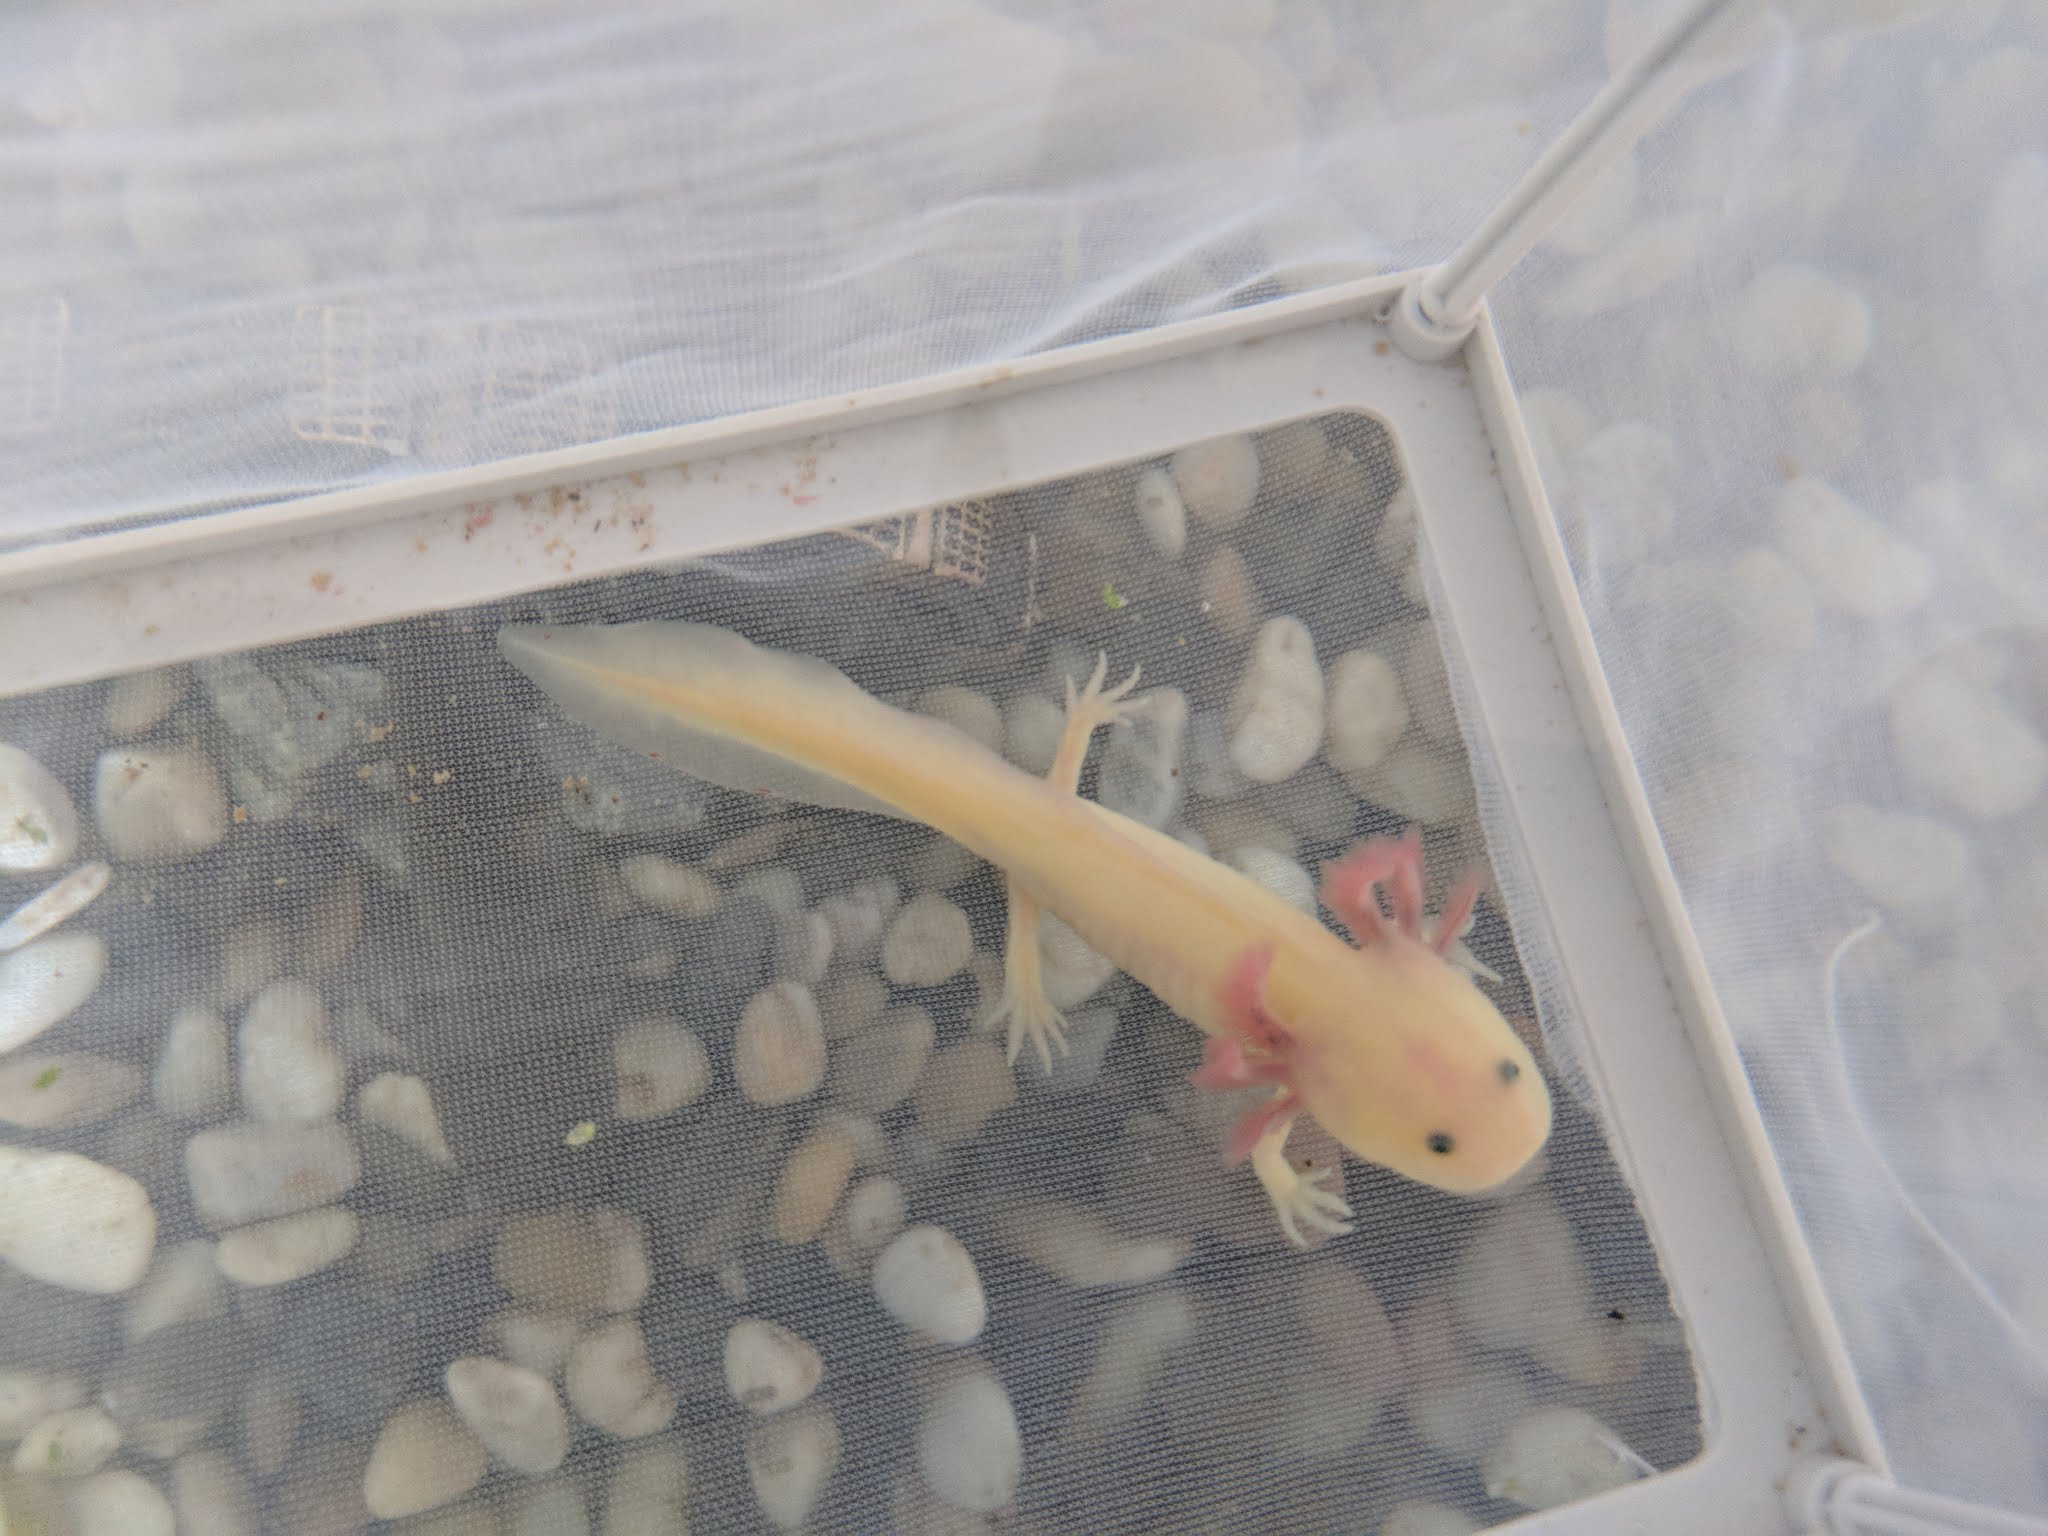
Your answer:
[874,1225,986,1345]
[1132,466,1188,558]
[0,931,108,1053]
[1732,263,1873,379]
[1720,545,1817,652]
[1062,1290,1197,1444]
[69,1470,174,1536]
[1382,1501,1481,1536]
[773,908,837,981]
[93,744,227,863]
[1225,843,1317,915]
[1482,1405,1645,1511]
[771,1122,861,1245]
[1228,617,1324,784]
[185,1121,358,1229]
[997,1199,1187,1288]
[911,1040,1015,1146]
[747,1403,841,1529]
[725,1318,825,1415]
[733,865,804,918]
[493,1207,648,1315]
[215,1206,358,1286]
[146,1005,228,1121]
[0,860,110,954]
[1002,694,1065,775]
[915,1367,1021,1513]
[833,1004,934,1115]
[105,667,189,738]
[0,1370,87,1438]
[0,1052,140,1129]
[611,1022,712,1122]
[1324,650,1410,775]
[1820,805,1973,922]
[619,854,722,917]
[1170,436,1261,530]
[485,1309,584,1381]
[1452,1194,1640,1388]
[445,1356,570,1475]
[1890,665,2046,819]
[882,894,972,987]
[601,1440,690,1533]
[1198,545,1262,637]
[566,1317,676,1439]
[818,877,900,959]
[239,980,344,1126]
[1098,686,1189,830]
[124,1239,225,1341]
[837,1177,905,1256]
[1372,487,1428,608]
[512,1481,591,1536]
[0,744,79,873]
[1346,740,1475,827]
[1408,1356,1535,1465]
[171,1449,255,1536]
[363,1399,488,1520]
[359,1072,456,1163]
[734,982,827,1105]
[1773,477,1932,619]
[1039,910,1115,1011]
[918,687,1004,755]
[0,1145,154,1293]
[14,1406,121,1475]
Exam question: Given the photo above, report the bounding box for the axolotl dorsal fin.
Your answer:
[498,620,918,822]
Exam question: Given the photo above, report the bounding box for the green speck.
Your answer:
[564,1120,596,1147]
[30,1065,60,1092]
[13,814,48,846]
[1101,581,1125,611]
[47,1438,62,1467]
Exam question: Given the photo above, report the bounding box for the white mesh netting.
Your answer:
[2,0,2045,1526]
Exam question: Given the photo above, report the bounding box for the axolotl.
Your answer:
[500,620,1552,1245]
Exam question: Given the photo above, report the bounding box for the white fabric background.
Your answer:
[4,0,2043,1515]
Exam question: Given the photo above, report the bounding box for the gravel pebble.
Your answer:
[215,1207,358,1287]
[358,1072,456,1164]
[915,1366,1021,1513]
[0,1052,142,1129]
[771,1122,861,1245]
[566,1317,676,1439]
[152,1005,231,1120]
[620,854,722,917]
[881,894,972,987]
[724,1318,824,1415]
[185,1121,358,1230]
[13,1405,121,1476]
[612,1022,712,1121]
[0,932,109,1055]
[747,1403,841,1529]
[0,1145,155,1293]
[0,744,79,873]
[1228,617,1324,784]
[873,1225,986,1345]
[93,744,228,863]
[239,980,345,1127]
[1482,1405,1644,1511]
[912,1040,1016,1146]
[1171,435,1260,530]
[734,982,827,1106]
[362,1399,487,1520]
[832,1004,934,1115]
[445,1355,570,1475]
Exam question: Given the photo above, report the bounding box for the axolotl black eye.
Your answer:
[1426,1131,1455,1156]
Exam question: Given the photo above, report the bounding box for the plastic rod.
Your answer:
[1414,0,1750,331]
[1792,1459,2048,1536]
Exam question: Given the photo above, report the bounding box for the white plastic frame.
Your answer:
[0,273,1880,1533]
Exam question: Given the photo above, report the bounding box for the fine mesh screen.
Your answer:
[0,417,1696,1533]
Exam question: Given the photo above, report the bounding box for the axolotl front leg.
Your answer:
[996,654,1143,1072]
[1191,944,1357,1247]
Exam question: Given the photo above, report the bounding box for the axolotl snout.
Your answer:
[500,619,1552,1245]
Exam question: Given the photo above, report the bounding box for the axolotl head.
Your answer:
[1288,937,1553,1196]
[1199,833,1553,1198]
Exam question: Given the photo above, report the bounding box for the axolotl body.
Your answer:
[500,620,1553,1245]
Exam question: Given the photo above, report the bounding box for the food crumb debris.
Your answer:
[565,1121,597,1147]
[1102,581,1126,610]
[31,1065,61,1092]
[232,805,250,823]
[358,719,396,744]
[431,769,453,786]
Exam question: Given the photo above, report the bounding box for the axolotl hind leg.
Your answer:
[997,653,1143,1073]
[1191,942,1356,1247]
